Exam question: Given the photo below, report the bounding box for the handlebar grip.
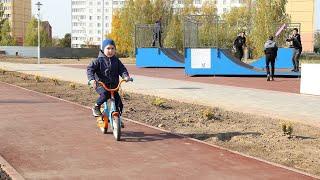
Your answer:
[128,77,133,82]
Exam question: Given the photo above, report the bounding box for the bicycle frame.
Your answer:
[97,79,132,140]
[102,90,120,131]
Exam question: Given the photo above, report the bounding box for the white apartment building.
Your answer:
[172,0,245,15]
[71,0,245,48]
[71,0,126,48]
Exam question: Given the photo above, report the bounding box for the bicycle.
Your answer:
[95,78,133,141]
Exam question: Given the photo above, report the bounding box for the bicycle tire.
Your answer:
[112,115,121,141]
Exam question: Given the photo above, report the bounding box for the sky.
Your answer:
[31,0,71,38]
[31,0,320,38]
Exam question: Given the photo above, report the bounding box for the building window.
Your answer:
[223,8,227,13]
[194,0,201,4]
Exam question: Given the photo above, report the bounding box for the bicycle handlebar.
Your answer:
[98,78,133,92]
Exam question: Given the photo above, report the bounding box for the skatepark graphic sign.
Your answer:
[191,49,211,69]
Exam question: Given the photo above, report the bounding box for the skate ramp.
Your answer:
[185,48,300,76]
[250,48,294,69]
[136,48,184,67]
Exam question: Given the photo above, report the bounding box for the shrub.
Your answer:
[21,74,28,80]
[51,78,59,85]
[151,97,166,107]
[201,108,214,120]
[69,83,76,90]
[0,69,6,75]
[34,75,41,82]
[281,122,293,137]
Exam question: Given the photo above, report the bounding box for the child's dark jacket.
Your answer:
[87,51,129,87]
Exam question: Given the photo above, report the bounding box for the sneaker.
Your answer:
[92,105,102,117]
[267,75,270,81]
[271,77,274,81]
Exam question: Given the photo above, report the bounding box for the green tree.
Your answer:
[0,19,16,45]
[250,0,289,57]
[59,33,71,48]
[24,17,52,47]
[52,37,60,47]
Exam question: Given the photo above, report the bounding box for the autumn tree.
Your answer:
[164,14,183,50]
[164,0,197,51]
[197,1,218,47]
[0,3,5,28]
[250,0,289,57]
[24,17,52,47]
[108,0,172,57]
[222,7,252,48]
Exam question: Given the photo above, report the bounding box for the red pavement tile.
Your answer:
[67,65,300,94]
[0,82,316,179]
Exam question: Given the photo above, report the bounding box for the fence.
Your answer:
[0,46,99,58]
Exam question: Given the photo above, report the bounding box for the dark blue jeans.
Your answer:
[292,48,301,71]
[95,86,123,114]
[265,54,276,77]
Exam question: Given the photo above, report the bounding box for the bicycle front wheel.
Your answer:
[112,115,121,141]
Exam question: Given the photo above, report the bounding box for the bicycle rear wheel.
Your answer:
[112,115,121,141]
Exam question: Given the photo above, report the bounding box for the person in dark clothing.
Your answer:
[87,39,130,118]
[286,28,302,72]
[233,31,246,61]
[152,17,163,47]
[264,36,278,81]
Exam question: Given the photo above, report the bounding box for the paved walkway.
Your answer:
[1,62,319,128]
[0,82,316,179]
[66,64,301,94]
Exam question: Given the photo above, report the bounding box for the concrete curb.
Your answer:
[0,155,25,180]
[1,81,319,179]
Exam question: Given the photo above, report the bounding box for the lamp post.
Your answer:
[35,1,42,64]
[101,0,105,49]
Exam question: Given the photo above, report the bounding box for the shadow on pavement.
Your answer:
[121,131,183,142]
[188,131,262,141]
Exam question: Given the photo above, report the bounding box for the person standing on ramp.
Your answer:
[233,31,246,61]
[286,28,302,72]
[152,17,163,48]
[264,36,278,81]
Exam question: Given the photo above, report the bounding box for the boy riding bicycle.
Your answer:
[87,39,130,123]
